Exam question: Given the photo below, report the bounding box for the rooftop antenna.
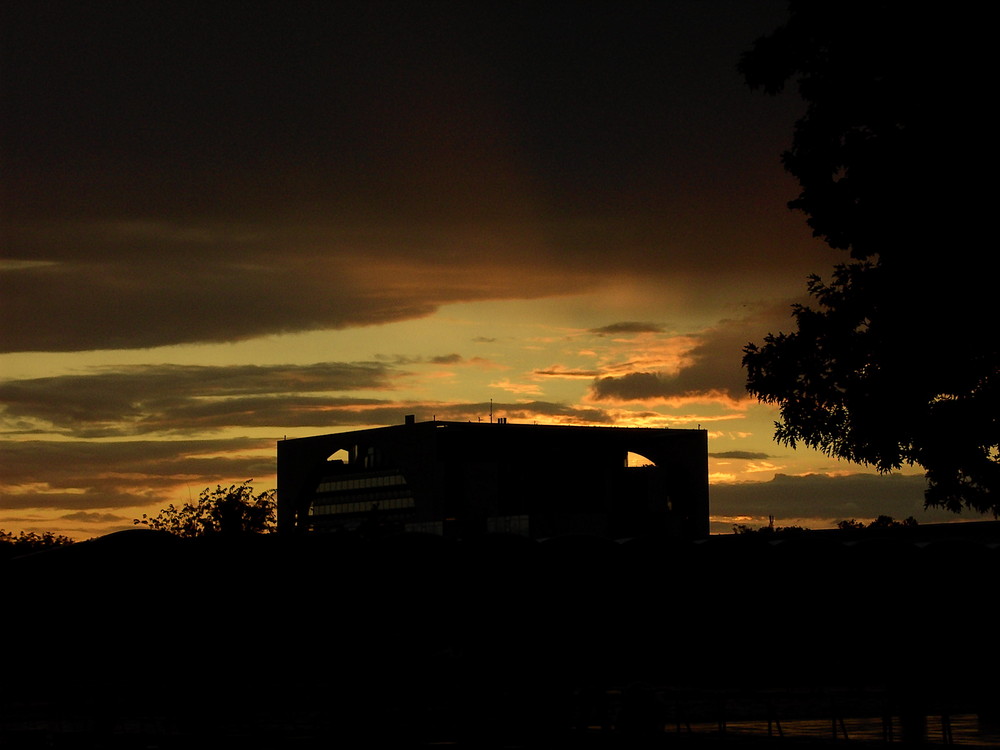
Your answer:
[489,398,493,424]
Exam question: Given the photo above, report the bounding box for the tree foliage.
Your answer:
[836,515,918,532]
[740,2,997,515]
[732,523,806,537]
[134,480,276,537]
[0,529,75,557]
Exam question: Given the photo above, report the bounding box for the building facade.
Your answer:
[277,417,709,540]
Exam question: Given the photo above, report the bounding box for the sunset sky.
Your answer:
[1,1,962,539]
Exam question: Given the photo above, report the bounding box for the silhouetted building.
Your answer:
[277,417,709,540]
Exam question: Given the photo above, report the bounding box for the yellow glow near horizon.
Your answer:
[0,293,947,540]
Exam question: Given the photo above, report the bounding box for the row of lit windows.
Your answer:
[310,495,416,516]
[487,514,530,535]
[312,487,413,509]
[316,472,407,494]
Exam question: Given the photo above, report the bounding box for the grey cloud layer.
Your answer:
[0,360,621,440]
[709,473,957,526]
[1,211,823,353]
[0,362,400,437]
[589,322,666,336]
[0,238,583,353]
[711,451,772,460]
[0,438,275,510]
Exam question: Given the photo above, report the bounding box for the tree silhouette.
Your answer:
[134,480,276,537]
[836,515,918,532]
[1,529,74,558]
[740,2,997,515]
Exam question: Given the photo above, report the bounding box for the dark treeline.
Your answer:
[0,529,74,560]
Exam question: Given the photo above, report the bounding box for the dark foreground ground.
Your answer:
[3,692,999,749]
[3,524,998,747]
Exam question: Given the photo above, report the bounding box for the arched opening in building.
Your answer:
[619,450,670,533]
[327,448,349,464]
[626,451,656,468]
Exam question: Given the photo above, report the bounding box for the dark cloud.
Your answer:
[492,402,614,425]
[0,212,826,353]
[534,367,603,379]
[344,401,617,427]
[429,354,464,365]
[711,451,772,460]
[592,372,677,401]
[60,512,130,524]
[0,363,398,436]
[0,438,275,510]
[0,243,587,352]
[589,322,665,336]
[3,2,797,221]
[591,309,803,402]
[708,472,963,525]
[3,359,597,437]
[377,354,492,368]
[0,1,826,353]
